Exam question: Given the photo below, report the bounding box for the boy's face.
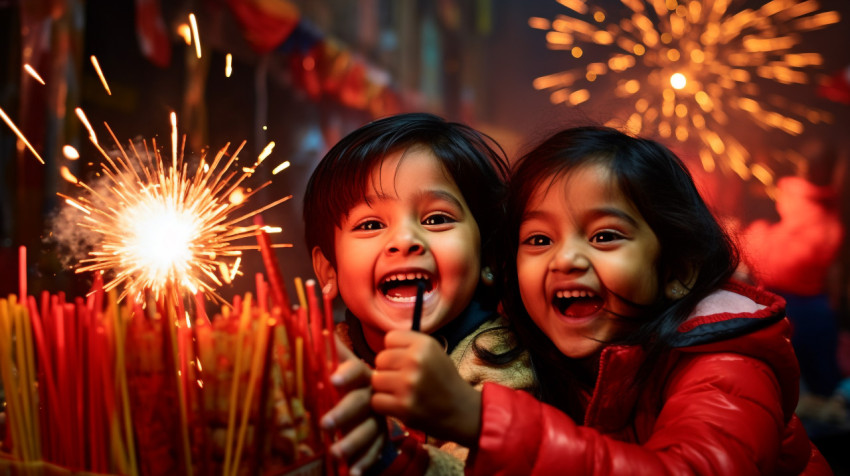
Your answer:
[328,148,481,350]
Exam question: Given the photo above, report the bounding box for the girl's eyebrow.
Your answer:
[586,206,640,227]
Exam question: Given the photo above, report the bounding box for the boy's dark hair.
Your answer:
[501,126,740,416]
[303,113,509,271]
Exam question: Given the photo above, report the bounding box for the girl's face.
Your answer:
[332,148,481,350]
[516,162,661,362]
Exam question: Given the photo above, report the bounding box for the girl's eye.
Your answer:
[590,231,622,243]
[522,234,551,246]
[423,214,455,226]
[354,220,384,231]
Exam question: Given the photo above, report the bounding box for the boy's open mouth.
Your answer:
[553,289,603,318]
[379,272,434,303]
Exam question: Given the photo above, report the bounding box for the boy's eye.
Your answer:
[423,213,455,226]
[590,231,622,243]
[354,220,384,231]
[522,234,551,246]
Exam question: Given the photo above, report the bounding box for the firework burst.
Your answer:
[530,0,841,184]
[58,113,291,302]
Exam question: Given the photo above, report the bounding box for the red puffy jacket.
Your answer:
[468,282,832,475]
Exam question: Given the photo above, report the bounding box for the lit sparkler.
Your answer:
[58,115,292,302]
[530,0,841,182]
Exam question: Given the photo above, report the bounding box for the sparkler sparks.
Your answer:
[58,117,292,302]
[530,0,841,181]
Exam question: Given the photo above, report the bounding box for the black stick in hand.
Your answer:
[411,280,425,331]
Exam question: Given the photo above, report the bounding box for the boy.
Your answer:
[302,113,533,475]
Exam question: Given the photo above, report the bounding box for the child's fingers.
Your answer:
[373,347,412,372]
[347,431,388,476]
[321,386,375,432]
[330,357,373,393]
[383,329,421,348]
[328,415,385,464]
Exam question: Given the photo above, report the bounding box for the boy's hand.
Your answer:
[321,339,388,475]
[371,330,482,448]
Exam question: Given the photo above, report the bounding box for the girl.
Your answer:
[371,126,831,474]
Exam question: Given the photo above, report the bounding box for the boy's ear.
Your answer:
[664,266,699,300]
[312,246,338,298]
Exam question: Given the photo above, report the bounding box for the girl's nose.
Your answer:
[386,223,426,256]
[550,242,590,272]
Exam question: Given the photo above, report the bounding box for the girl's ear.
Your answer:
[664,266,699,300]
[312,246,338,299]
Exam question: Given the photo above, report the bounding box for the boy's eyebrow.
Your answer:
[362,189,466,210]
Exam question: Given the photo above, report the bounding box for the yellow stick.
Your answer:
[294,277,308,311]
[12,299,35,461]
[0,299,26,460]
[230,315,271,476]
[112,292,138,476]
[20,302,41,459]
[295,337,304,403]
[166,293,193,476]
[223,293,253,474]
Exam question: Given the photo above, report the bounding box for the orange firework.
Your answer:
[530,0,841,185]
[58,114,292,302]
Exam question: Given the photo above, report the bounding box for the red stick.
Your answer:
[322,292,339,370]
[18,245,26,303]
[253,215,292,317]
[305,280,323,359]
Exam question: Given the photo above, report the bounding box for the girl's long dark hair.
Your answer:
[502,126,740,419]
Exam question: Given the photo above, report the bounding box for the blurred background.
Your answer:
[1,0,849,469]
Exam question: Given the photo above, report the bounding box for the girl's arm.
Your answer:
[467,352,822,475]
[371,330,483,448]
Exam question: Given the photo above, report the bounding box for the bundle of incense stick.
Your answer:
[0,243,341,476]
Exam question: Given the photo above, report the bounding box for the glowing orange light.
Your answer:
[189,13,202,59]
[63,145,80,159]
[23,64,45,85]
[90,56,112,95]
[670,73,687,89]
[0,106,45,164]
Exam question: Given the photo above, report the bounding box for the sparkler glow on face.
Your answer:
[530,0,841,182]
[58,117,292,302]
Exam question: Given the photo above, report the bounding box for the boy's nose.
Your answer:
[386,225,426,256]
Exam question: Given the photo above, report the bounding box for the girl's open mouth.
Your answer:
[553,289,603,318]
[379,272,433,303]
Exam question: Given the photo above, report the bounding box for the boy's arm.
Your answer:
[371,330,482,448]
[321,339,388,475]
